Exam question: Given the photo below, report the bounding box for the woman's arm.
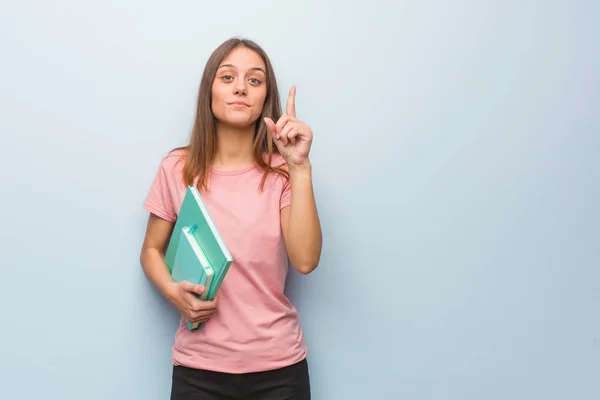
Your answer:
[266,85,322,274]
[280,162,322,274]
[139,213,178,300]
[140,213,217,323]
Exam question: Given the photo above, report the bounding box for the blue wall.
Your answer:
[1,1,598,399]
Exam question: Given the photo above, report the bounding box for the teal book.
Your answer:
[165,185,234,328]
[171,225,214,330]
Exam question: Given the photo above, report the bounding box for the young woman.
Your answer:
[140,37,322,399]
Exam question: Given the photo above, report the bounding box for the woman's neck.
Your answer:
[213,123,255,171]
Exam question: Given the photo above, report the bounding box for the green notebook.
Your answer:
[171,225,214,330]
[165,185,234,328]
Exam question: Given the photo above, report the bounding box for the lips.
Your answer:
[228,101,249,107]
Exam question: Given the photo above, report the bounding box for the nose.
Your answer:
[233,77,247,96]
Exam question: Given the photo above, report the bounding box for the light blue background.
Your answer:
[1,1,598,399]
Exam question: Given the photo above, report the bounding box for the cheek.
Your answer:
[211,84,225,114]
[252,89,267,111]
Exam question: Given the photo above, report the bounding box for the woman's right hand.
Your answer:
[166,281,218,324]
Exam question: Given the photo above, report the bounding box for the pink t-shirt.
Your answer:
[143,149,307,374]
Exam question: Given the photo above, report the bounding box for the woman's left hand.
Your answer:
[264,86,313,168]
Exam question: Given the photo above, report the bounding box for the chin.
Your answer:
[218,111,259,128]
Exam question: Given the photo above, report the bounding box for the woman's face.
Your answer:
[211,47,267,128]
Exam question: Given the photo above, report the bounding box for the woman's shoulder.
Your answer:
[264,152,288,170]
[158,147,188,172]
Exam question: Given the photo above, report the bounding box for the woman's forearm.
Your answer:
[285,162,322,274]
[140,247,177,301]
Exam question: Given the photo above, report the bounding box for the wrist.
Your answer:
[163,281,178,303]
[288,160,312,175]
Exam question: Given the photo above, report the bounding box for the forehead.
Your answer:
[220,47,265,71]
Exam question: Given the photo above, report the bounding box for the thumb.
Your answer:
[181,281,204,295]
[264,117,277,137]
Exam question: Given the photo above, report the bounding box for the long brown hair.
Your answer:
[175,37,288,191]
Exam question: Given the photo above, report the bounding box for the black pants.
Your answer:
[170,358,311,400]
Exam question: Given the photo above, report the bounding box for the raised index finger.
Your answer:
[286,85,296,117]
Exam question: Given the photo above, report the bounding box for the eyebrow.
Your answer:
[218,63,266,74]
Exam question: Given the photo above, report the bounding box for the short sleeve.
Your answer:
[143,158,177,222]
[280,175,291,209]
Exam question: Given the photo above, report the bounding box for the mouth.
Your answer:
[228,101,249,107]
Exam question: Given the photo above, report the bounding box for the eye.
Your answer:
[221,75,233,81]
[249,78,262,85]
